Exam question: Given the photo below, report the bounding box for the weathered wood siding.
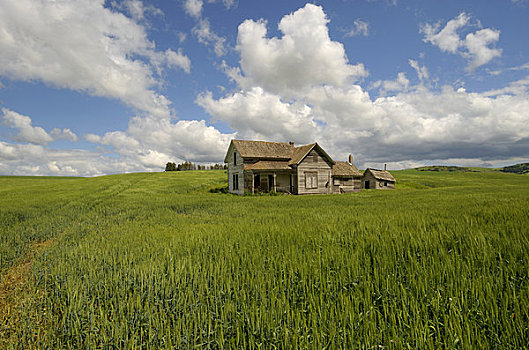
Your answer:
[377,179,395,190]
[244,172,254,193]
[296,149,332,194]
[332,177,362,193]
[226,147,244,195]
[362,171,376,190]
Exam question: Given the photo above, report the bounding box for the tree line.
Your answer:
[165,161,227,171]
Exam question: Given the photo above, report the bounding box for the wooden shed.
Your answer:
[362,168,396,190]
[332,156,362,193]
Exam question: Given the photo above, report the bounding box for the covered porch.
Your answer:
[249,171,296,193]
[243,160,297,193]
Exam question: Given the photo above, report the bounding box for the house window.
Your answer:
[305,172,318,189]
[384,181,388,187]
[233,174,239,190]
[333,178,340,186]
[233,152,237,166]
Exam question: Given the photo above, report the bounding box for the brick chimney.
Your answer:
[348,154,353,165]
[384,163,387,171]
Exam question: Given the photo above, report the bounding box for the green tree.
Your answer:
[165,162,176,171]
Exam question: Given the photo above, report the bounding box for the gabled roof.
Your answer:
[289,143,314,164]
[224,140,293,162]
[364,168,396,182]
[244,161,291,171]
[224,140,335,167]
[288,143,335,166]
[333,161,362,177]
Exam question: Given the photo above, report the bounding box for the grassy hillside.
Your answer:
[1,170,528,348]
[416,162,529,175]
[501,162,529,174]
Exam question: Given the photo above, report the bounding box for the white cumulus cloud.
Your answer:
[464,29,502,70]
[51,128,78,142]
[110,0,164,20]
[371,72,410,94]
[421,12,501,70]
[0,0,190,118]
[126,116,234,162]
[197,87,318,143]
[184,0,203,18]
[236,4,368,96]
[421,13,469,53]
[2,108,79,145]
[184,0,229,57]
[1,108,53,145]
[193,19,227,57]
[83,114,235,168]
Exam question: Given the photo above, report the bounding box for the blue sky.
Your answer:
[1,0,528,176]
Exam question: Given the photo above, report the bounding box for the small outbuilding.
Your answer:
[332,155,363,193]
[362,168,396,190]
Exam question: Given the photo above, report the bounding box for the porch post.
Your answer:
[273,173,277,192]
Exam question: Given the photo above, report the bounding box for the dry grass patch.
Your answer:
[0,240,55,348]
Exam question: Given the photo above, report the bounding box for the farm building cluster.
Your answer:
[224,140,395,195]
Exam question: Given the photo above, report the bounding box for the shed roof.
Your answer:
[226,140,293,162]
[365,168,396,182]
[333,161,362,176]
[244,161,292,171]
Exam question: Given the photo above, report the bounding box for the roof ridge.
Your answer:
[293,142,315,149]
[233,139,290,145]
[366,168,396,181]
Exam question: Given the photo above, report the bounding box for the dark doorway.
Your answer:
[268,175,274,192]
[254,175,260,192]
[364,180,370,189]
[261,177,268,192]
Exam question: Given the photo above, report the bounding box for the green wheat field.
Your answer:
[1,169,528,348]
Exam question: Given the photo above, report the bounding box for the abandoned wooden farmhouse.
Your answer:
[224,140,395,195]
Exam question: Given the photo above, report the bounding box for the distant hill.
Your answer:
[500,163,529,174]
[414,163,529,174]
[415,165,478,172]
